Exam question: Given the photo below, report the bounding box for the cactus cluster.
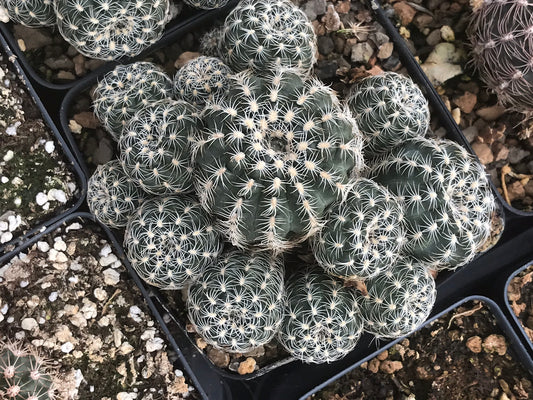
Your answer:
[369,136,496,269]
[0,0,55,27]
[347,72,430,156]
[220,0,317,75]
[277,267,364,364]
[124,195,222,289]
[87,160,147,228]
[193,68,364,252]
[119,99,199,195]
[312,178,406,281]
[54,0,170,60]
[0,341,56,400]
[359,259,436,339]
[93,62,173,141]
[187,250,285,352]
[173,56,232,108]
[468,0,533,122]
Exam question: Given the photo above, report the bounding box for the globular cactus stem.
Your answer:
[0,0,55,27]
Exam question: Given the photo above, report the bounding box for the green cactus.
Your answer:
[277,266,364,364]
[368,136,496,269]
[187,249,285,353]
[93,62,174,142]
[54,0,170,60]
[220,0,317,75]
[346,72,430,157]
[312,178,406,281]
[173,56,232,108]
[183,0,229,10]
[87,160,147,229]
[0,341,55,399]
[199,26,224,59]
[119,98,200,196]
[124,195,222,289]
[193,68,364,253]
[468,0,533,126]
[358,259,436,339]
[0,0,55,27]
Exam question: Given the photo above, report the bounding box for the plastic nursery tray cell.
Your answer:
[301,296,533,400]
[0,1,239,94]
[506,261,533,355]
[374,0,533,213]
[0,211,227,400]
[0,34,85,260]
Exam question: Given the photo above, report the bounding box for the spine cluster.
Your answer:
[0,0,55,27]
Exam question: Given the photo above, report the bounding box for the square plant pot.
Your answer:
[506,261,533,356]
[0,1,239,94]
[300,296,533,399]
[0,33,86,261]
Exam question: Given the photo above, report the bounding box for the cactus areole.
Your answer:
[193,68,364,252]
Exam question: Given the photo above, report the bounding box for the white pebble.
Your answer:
[54,239,67,251]
[61,342,74,353]
[48,292,58,302]
[68,276,79,284]
[39,317,45,324]
[0,221,7,231]
[3,150,14,161]
[103,268,120,285]
[44,141,55,154]
[146,337,164,352]
[0,231,13,243]
[1,304,9,314]
[15,331,25,340]
[128,306,143,323]
[141,329,155,341]
[0,176,8,183]
[65,222,82,232]
[36,192,48,206]
[19,280,28,288]
[8,215,20,231]
[13,197,21,207]
[41,282,51,289]
[99,244,112,257]
[50,189,67,204]
[7,316,14,323]
[74,369,84,387]
[37,241,50,252]
[93,288,107,301]
[21,318,38,331]
[117,392,138,400]
[11,177,22,186]
[100,253,118,267]
[174,369,183,377]
[5,121,20,136]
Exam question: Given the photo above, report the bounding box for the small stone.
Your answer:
[0,221,7,231]
[482,334,507,355]
[379,360,403,374]
[207,347,230,368]
[54,239,67,252]
[393,2,416,25]
[61,342,74,353]
[377,42,394,59]
[414,14,433,30]
[93,288,107,301]
[507,181,526,202]
[69,119,82,134]
[56,71,76,80]
[21,318,38,331]
[196,337,207,350]
[335,0,350,14]
[462,126,479,143]
[426,29,441,46]
[323,5,341,31]
[100,254,118,267]
[48,292,58,302]
[3,150,14,162]
[45,55,74,70]
[317,36,334,56]
[44,141,55,154]
[507,147,530,164]
[377,350,389,361]
[351,42,374,63]
[466,336,482,353]
[36,192,48,206]
[238,357,256,375]
[451,108,461,125]
[493,143,509,162]
[73,54,86,76]
[99,244,113,257]
[103,268,120,285]
[454,92,477,114]
[37,241,50,252]
[91,138,113,165]
[471,142,494,164]
[146,337,164,352]
[476,105,506,121]
[73,112,100,129]
[302,0,327,21]
[17,39,26,51]
[1,232,13,244]
[119,342,134,355]
[50,189,67,204]
[174,52,201,69]
[13,25,53,50]
[367,358,380,373]
[440,25,455,42]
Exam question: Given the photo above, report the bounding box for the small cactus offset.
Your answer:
[124,195,222,289]
[54,0,170,60]
[0,341,56,399]
[173,56,232,108]
[0,0,55,27]
[193,68,364,252]
[347,72,430,156]
[312,178,406,281]
[358,259,436,339]
[277,267,364,364]
[199,26,224,59]
[368,136,496,269]
[187,249,285,353]
[120,99,200,196]
[87,160,147,229]
[220,0,317,75]
[93,62,174,142]
[183,0,229,10]
[468,0,533,126]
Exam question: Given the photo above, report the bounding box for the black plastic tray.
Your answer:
[0,33,86,261]
[53,0,533,397]
[301,295,533,399]
[0,1,238,95]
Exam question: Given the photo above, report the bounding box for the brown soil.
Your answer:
[508,263,533,343]
[309,300,533,400]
